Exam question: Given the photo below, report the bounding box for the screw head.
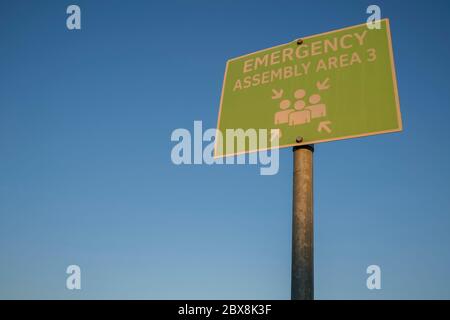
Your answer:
[296,38,304,45]
[296,136,303,143]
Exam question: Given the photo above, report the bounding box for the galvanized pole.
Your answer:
[291,144,314,300]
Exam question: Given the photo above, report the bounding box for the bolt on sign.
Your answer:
[214,19,402,157]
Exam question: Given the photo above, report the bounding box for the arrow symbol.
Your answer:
[316,78,330,91]
[317,121,332,133]
[271,129,282,142]
[271,89,283,99]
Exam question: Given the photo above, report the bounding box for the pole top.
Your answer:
[293,145,314,152]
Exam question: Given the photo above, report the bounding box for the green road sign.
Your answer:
[215,19,402,157]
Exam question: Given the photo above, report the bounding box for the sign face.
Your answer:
[215,19,402,157]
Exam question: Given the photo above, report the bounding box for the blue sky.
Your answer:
[1,0,450,299]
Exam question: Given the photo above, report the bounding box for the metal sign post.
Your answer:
[291,144,314,300]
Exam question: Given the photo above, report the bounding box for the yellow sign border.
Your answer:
[214,19,402,158]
